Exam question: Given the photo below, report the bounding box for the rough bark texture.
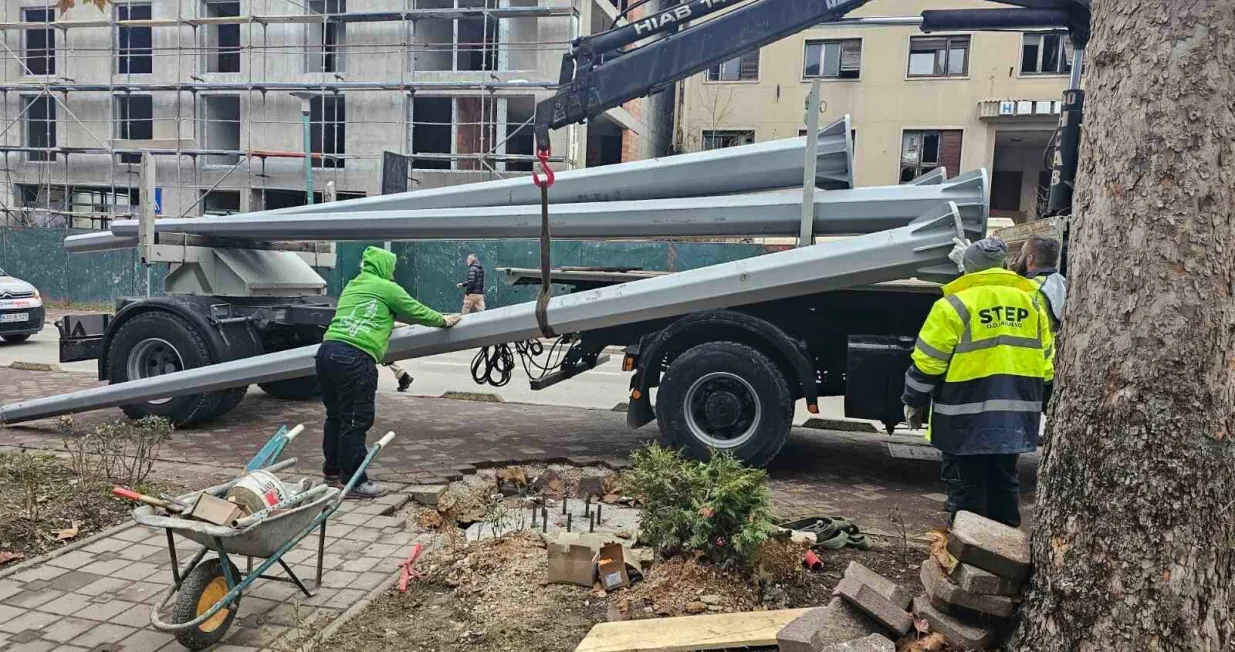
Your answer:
[1009,2,1235,651]
[1007,2,1235,647]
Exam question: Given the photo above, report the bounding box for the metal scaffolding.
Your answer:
[0,0,586,227]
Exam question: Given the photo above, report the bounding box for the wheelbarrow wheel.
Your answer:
[172,557,243,650]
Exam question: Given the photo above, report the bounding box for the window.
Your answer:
[900,130,962,182]
[23,8,55,76]
[803,39,860,79]
[114,94,154,164]
[306,0,345,73]
[702,130,754,150]
[204,1,241,73]
[201,95,241,166]
[24,96,56,161]
[117,3,153,74]
[908,36,969,78]
[201,190,241,216]
[706,50,759,82]
[310,96,346,169]
[410,97,453,170]
[1021,33,1072,75]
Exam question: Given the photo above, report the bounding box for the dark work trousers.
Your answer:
[316,340,378,485]
[940,453,1021,528]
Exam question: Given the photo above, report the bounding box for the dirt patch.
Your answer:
[330,529,929,652]
[331,532,607,652]
[0,450,184,563]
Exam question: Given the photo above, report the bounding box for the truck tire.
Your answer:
[656,342,793,468]
[209,386,249,419]
[257,376,320,400]
[106,311,221,426]
[1,334,30,343]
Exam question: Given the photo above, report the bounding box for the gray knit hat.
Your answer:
[963,237,1008,273]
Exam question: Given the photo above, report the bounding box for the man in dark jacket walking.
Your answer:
[457,253,486,314]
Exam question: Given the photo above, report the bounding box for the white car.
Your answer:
[0,267,44,343]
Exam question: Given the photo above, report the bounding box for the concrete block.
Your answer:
[920,559,1015,618]
[949,561,1020,596]
[576,473,608,497]
[843,562,911,610]
[777,597,883,652]
[912,595,1001,650]
[819,634,896,652]
[947,511,1030,582]
[409,484,447,507]
[834,578,913,636]
[777,607,827,652]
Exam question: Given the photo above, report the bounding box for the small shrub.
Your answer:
[0,451,60,521]
[65,417,173,487]
[626,443,776,569]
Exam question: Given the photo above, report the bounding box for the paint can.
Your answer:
[225,470,291,515]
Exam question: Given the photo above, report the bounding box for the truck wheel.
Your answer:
[107,311,221,427]
[257,376,320,400]
[209,386,249,419]
[1,334,30,343]
[656,342,793,468]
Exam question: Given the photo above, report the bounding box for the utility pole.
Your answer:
[798,79,822,248]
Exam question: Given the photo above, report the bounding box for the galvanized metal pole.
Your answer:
[1,201,977,425]
[105,171,990,243]
[799,79,822,247]
[302,107,314,206]
[139,152,156,297]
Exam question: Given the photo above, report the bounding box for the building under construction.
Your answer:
[0,0,662,228]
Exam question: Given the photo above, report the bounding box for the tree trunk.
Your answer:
[1010,2,1235,651]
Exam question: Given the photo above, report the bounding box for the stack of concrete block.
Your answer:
[776,561,907,652]
[913,511,1031,649]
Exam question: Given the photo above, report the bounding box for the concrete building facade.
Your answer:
[0,0,662,227]
[675,0,1074,223]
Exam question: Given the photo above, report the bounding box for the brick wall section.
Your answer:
[619,2,647,163]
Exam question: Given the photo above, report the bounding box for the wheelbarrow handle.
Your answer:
[285,424,305,441]
[376,431,395,448]
[332,431,397,509]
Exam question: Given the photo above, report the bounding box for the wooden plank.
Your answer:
[573,608,810,652]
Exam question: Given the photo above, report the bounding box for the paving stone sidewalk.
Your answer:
[0,488,428,652]
[0,367,1038,537]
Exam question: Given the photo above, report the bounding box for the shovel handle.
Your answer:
[113,486,184,513]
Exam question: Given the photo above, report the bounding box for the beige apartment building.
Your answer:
[675,0,1074,223]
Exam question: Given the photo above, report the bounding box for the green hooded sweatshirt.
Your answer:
[323,247,446,362]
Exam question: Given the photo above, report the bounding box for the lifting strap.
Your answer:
[532,149,558,338]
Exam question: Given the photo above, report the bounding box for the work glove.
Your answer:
[442,314,463,328]
[947,237,971,274]
[904,404,925,430]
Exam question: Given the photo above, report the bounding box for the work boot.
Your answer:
[346,481,389,500]
[396,372,413,393]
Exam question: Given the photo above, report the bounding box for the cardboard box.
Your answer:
[595,543,630,591]
[547,541,597,587]
[185,493,246,526]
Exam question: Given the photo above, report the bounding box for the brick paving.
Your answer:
[0,367,1039,650]
[0,367,1037,534]
[0,488,426,652]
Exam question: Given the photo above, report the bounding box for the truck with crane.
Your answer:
[5,0,1090,467]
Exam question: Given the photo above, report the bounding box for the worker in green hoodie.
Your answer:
[317,246,462,498]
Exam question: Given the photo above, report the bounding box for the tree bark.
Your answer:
[1010,2,1235,651]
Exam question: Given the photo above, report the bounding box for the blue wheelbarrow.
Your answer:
[130,430,396,650]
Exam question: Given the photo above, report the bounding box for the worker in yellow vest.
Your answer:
[901,238,1054,528]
